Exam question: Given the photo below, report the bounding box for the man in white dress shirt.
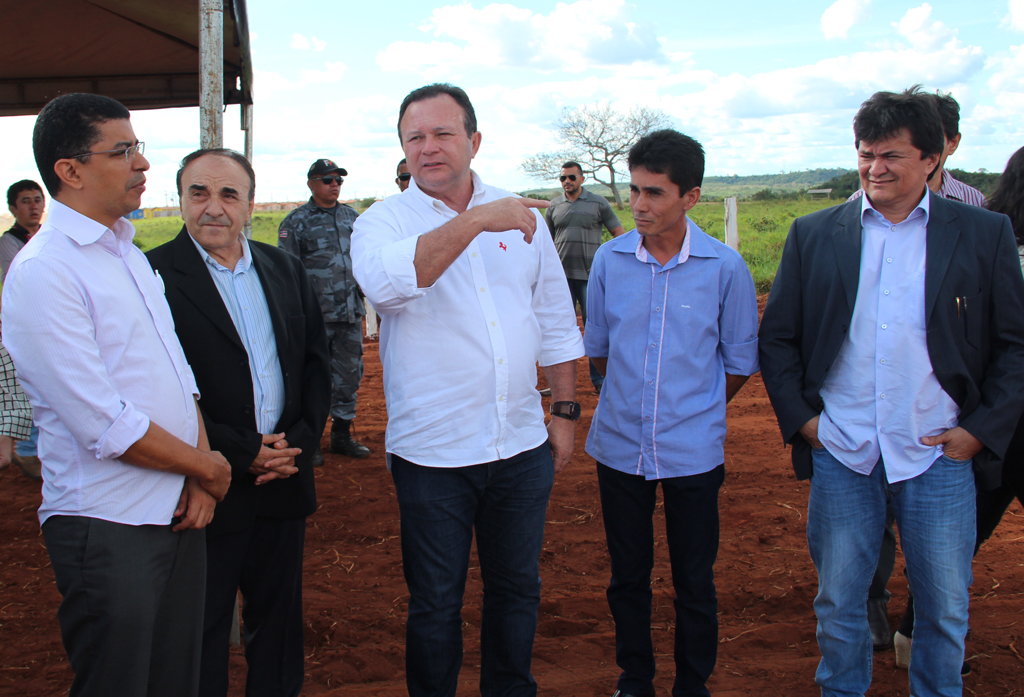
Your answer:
[352,83,584,697]
[1,93,231,697]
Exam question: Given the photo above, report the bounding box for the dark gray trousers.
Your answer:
[42,515,206,697]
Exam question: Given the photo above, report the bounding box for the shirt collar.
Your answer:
[860,187,931,227]
[937,171,960,200]
[189,230,252,274]
[618,218,718,268]
[46,199,138,255]
[308,196,339,213]
[408,169,487,212]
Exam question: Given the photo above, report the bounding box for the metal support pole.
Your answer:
[242,102,254,239]
[724,197,739,251]
[199,0,223,148]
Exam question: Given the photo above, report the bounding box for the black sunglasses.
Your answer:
[559,174,578,182]
[313,175,343,185]
[398,173,412,181]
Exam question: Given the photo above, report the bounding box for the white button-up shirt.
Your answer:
[818,191,960,483]
[2,200,200,526]
[352,172,584,467]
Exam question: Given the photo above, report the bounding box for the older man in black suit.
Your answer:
[147,148,330,697]
[759,89,1024,697]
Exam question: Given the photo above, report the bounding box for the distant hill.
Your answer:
[521,168,855,200]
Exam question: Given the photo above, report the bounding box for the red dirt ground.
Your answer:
[2,320,1022,696]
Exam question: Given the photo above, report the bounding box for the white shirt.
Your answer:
[817,191,960,483]
[352,172,584,467]
[1,200,201,526]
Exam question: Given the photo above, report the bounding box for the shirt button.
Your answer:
[881,323,887,329]
[646,448,652,453]
[880,393,886,399]
[655,307,661,312]
[472,252,477,257]
[480,287,485,292]
[648,380,654,385]
[498,396,504,402]
[644,415,652,421]
[891,226,896,232]
[884,290,890,295]
[880,359,886,365]
[650,342,656,348]
[498,359,503,364]
[491,321,496,326]
[886,257,893,263]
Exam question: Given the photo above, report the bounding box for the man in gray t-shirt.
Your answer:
[545,161,624,391]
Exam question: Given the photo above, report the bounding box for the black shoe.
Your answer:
[311,444,324,467]
[961,660,971,677]
[868,597,893,651]
[611,689,655,697]
[330,418,370,458]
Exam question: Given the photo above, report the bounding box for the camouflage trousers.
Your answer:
[324,320,364,420]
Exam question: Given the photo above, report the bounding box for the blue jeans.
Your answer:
[15,424,38,457]
[597,463,723,697]
[567,278,603,391]
[807,448,975,697]
[390,443,554,697]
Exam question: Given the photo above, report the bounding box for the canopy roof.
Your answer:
[0,0,252,116]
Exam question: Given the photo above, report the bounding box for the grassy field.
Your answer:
[130,199,842,295]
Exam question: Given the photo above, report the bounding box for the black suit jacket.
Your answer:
[148,229,330,537]
[759,193,1024,489]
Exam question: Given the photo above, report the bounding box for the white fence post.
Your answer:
[724,197,739,251]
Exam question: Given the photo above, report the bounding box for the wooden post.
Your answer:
[724,197,739,251]
[242,103,253,239]
[199,0,223,149]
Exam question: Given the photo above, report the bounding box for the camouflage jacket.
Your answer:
[278,198,365,323]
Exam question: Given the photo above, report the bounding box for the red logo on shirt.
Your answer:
[499,242,507,251]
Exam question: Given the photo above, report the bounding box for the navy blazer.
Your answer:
[148,229,330,537]
[759,193,1024,489]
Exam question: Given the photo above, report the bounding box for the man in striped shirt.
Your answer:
[849,90,986,208]
[148,149,330,697]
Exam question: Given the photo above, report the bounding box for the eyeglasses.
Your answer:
[559,174,578,182]
[397,173,412,181]
[68,141,145,162]
[313,175,343,185]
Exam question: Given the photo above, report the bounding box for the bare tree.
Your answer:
[521,103,671,208]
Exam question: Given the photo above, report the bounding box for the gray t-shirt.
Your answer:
[0,225,30,285]
[545,188,621,280]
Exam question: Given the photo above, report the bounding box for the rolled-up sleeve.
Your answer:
[530,210,584,366]
[2,257,151,458]
[719,253,760,376]
[352,204,429,315]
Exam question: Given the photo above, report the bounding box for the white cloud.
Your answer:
[894,3,954,51]
[290,33,310,50]
[377,0,665,75]
[1006,0,1024,32]
[254,62,349,97]
[821,0,871,40]
[311,36,327,52]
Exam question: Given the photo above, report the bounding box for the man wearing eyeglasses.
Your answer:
[278,159,369,462]
[2,92,232,697]
[545,161,624,393]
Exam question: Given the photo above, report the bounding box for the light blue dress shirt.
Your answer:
[817,191,959,483]
[190,234,285,434]
[584,223,760,479]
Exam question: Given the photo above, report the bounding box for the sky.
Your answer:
[3,0,1024,207]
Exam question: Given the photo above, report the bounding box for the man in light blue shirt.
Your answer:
[585,129,759,697]
[759,89,1024,697]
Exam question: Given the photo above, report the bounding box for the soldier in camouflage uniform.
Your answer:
[278,159,370,461]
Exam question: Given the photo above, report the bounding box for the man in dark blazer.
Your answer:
[759,89,1024,697]
[148,148,330,697]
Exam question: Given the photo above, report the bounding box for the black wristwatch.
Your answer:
[550,401,582,421]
